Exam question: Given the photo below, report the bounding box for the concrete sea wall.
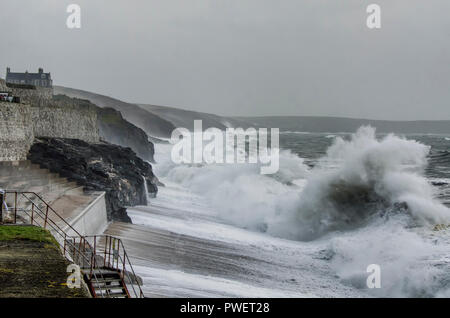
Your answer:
[63,192,109,236]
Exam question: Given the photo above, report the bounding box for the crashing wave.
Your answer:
[154,126,450,297]
[268,126,450,240]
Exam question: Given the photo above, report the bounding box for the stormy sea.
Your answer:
[106,126,450,298]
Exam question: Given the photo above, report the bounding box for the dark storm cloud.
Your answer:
[1,0,449,120]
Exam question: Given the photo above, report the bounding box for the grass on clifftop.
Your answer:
[0,225,58,246]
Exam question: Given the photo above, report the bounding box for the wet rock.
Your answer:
[27,137,158,222]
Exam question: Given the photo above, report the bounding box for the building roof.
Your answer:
[6,71,51,80]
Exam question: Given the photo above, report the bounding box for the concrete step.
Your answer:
[92,283,124,290]
[0,160,36,168]
[0,167,55,177]
[0,162,104,240]
[0,160,42,168]
[88,269,121,277]
[3,186,89,226]
[6,190,98,223]
[29,182,80,197]
[87,269,128,298]
[3,182,81,205]
[0,167,59,177]
[45,189,99,224]
[0,170,59,181]
[88,268,120,276]
[103,292,128,298]
[0,175,67,186]
[1,178,74,192]
[91,278,123,285]
[91,278,123,286]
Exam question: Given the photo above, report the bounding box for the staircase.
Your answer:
[67,235,144,298]
[0,162,145,298]
[0,161,100,224]
[89,269,129,298]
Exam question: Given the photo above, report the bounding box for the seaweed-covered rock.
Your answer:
[28,137,158,222]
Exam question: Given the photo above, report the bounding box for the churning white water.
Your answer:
[122,126,450,297]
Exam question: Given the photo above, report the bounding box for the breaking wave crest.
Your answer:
[272,126,450,241]
[154,126,450,297]
[156,126,450,241]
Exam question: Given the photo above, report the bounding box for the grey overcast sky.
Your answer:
[1,0,449,120]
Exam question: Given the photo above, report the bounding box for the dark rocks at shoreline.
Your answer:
[28,137,158,222]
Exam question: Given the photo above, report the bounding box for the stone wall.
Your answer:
[0,79,7,91]
[0,102,34,161]
[9,85,53,105]
[0,98,99,161]
[64,192,108,236]
[52,94,155,161]
[0,78,53,104]
[32,103,99,143]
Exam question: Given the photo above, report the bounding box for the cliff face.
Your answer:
[53,94,155,162]
[96,107,155,162]
[28,137,158,222]
[54,86,176,138]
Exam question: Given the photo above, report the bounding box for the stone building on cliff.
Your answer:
[6,67,53,88]
[0,72,99,161]
[3,68,53,104]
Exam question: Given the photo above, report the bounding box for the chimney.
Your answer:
[38,68,43,73]
[6,67,10,74]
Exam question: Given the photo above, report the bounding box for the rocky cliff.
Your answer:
[53,94,155,162]
[96,106,155,162]
[28,137,158,222]
[54,86,176,138]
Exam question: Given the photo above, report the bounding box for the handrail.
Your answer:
[1,190,110,297]
[0,190,145,298]
[80,235,145,298]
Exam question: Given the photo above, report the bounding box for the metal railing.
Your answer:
[0,190,145,298]
[70,235,145,298]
